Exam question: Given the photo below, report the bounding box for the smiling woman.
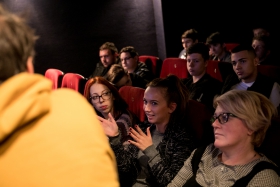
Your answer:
[102,74,196,187]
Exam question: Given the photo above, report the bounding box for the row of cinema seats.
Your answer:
[43,68,280,167]
[45,69,87,93]
[45,68,280,166]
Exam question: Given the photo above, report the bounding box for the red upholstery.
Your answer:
[207,60,223,82]
[44,68,64,89]
[61,73,86,94]
[257,117,280,166]
[160,58,188,78]
[225,43,239,52]
[119,86,146,122]
[188,100,213,146]
[257,65,280,84]
[139,55,162,77]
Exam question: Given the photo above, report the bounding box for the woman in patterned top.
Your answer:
[99,74,195,187]
[84,77,135,143]
[168,90,280,187]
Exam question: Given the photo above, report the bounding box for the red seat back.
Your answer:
[44,68,64,89]
[119,86,146,122]
[225,43,239,52]
[207,60,223,82]
[61,73,86,94]
[139,55,162,77]
[160,58,188,78]
[257,117,280,166]
[257,65,280,84]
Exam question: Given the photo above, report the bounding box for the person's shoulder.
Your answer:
[50,89,94,115]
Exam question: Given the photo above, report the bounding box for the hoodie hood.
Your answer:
[0,73,52,142]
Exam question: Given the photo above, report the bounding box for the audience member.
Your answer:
[105,64,147,89]
[0,5,119,186]
[99,75,195,187]
[182,43,222,112]
[89,42,119,78]
[168,90,280,186]
[84,77,136,143]
[206,32,231,63]
[179,29,199,59]
[253,26,270,37]
[120,46,154,83]
[221,44,280,110]
[252,35,277,66]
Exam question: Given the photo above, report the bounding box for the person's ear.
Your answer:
[253,56,259,66]
[205,59,208,68]
[26,56,34,74]
[247,128,254,136]
[168,102,177,114]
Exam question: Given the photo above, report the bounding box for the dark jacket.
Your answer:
[133,62,154,82]
[110,120,195,187]
[182,73,222,112]
[221,72,275,98]
[89,58,120,79]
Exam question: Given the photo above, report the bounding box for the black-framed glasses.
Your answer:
[120,57,132,62]
[90,91,112,103]
[210,113,237,124]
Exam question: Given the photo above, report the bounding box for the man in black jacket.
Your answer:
[89,42,120,78]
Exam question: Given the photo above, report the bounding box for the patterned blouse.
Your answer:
[168,144,280,187]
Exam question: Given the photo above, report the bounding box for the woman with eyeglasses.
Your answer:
[84,76,135,143]
[168,90,280,187]
[99,75,195,187]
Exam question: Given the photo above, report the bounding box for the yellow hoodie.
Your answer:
[0,73,119,187]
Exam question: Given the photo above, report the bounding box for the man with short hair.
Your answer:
[0,5,119,186]
[252,35,277,66]
[221,44,280,110]
[182,43,222,111]
[89,42,119,78]
[179,29,199,59]
[120,46,154,83]
[253,26,270,37]
[206,32,231,63]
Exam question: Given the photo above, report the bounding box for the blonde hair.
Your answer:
[214,90,277,147]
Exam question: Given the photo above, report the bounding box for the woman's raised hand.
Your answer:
[129,126,152,151]
[98,113,119,137]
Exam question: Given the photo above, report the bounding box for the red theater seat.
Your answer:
[61,73,86,94]
[225,43,239,52]
[44,68,64,89]
[160,58,188,78]
[119,86,146,122]
[139,55,162,77]
[257,65,280,84]
[207,60,223,82]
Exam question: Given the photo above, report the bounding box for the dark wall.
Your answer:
[162,0,279,57]
[1,0,158,77]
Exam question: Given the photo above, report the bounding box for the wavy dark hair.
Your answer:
[84,76,129,119]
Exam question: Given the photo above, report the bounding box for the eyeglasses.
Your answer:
[120,57,132,62]
[210,113,237,124]
[90,91,112,103]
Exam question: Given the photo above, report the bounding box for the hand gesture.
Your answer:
[129,125,152,151]
[98,113,119,137]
